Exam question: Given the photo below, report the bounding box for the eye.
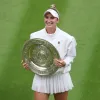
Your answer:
[50,16,55,19]
[45,16,49,19]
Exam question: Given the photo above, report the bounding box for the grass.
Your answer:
[0,0,100,100]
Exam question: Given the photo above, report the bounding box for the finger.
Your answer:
[55,62,62,67]
[54,60,59,66]
[58,60,66,66]
[22,63,29,69]
[25,66,30,70]
[23,63,27,66]
[23,64,29,69]
[54,59,63,67]
[54,60,60,64]
[21,60,23,63]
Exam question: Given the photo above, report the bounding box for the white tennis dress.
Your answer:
[30,27,77,94]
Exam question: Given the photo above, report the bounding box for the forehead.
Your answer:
[44,12,54,17]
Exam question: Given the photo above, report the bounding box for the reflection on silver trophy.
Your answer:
[22,38,60,75]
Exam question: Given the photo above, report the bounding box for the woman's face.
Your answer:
[44,13,59,28]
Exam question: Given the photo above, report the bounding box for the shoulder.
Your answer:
[57,27,75,41]
[57,27,77,46]
[30,28,45,39]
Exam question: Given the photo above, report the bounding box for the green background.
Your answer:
[0,0,100,100]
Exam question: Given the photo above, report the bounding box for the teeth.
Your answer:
[45,22,53,26]
[48,23,50,24]
[47,22,53,24]
[47,22,51,24]
[47,23,52,25]
[47,23,51,24]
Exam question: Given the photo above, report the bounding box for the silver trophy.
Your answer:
[22,38,60,75]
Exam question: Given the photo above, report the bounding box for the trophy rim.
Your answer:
[22,38,60,75]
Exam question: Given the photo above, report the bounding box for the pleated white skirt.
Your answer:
[31,72,74,94]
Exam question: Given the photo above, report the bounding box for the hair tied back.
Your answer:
[50,4,56,9]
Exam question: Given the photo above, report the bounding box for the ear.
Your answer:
[57,18,59,23]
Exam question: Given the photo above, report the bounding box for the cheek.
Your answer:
[44,18,47,23]
[53,20,58,24]
[54,18,59,23]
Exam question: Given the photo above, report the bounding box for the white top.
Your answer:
[30,27,77,74]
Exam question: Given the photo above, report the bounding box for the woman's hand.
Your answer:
[54,58,66,67]
[21,60,30,70]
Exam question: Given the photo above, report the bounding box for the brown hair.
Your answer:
[49,4,59,15]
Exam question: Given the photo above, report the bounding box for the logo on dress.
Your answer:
[58,41,60,44]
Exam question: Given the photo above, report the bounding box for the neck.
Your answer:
[46,27,56,34]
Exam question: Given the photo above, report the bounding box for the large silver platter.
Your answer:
[22,38,60,75]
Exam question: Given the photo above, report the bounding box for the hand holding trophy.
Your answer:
[21,38,60,75]
[21,60,30,70]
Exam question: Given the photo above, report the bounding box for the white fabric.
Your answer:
[32,73,73,94]
[30,27,77,73]
[30,27,77,93]
[44,9,59,19]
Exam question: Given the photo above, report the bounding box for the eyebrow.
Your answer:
[45,14,55,18]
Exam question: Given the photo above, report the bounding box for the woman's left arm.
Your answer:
[63,37,77,67]
[54,37,77,67]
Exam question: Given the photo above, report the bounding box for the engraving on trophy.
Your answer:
[22,38,60,75]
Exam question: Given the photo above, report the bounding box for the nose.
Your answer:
[47,19,51,22]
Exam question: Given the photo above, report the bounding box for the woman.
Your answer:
[22,4,77,100]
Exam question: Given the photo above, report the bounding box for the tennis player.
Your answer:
[22,4,77,100]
